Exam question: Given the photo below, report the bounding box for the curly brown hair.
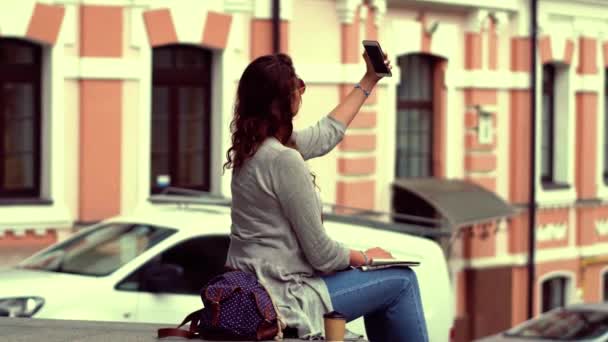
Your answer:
[223,53,299,172]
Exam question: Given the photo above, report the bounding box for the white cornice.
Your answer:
[224,0,254,14]
[336,0,362,24]
[465,9,489,32]
[387,0,519,12]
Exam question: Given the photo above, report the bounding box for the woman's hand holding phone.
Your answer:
[363,51,392,84]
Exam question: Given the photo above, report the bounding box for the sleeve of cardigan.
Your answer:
[291,115,347,161]
[270,149,350,273]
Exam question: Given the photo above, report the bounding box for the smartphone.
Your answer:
[362,40,392,77]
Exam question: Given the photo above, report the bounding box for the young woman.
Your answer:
[223,52,429,342]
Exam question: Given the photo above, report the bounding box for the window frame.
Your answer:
[150,45,213,194]
[395,54,436,179]
[541,63,556,186]
[541,275,568,313]
[0,38,42,199]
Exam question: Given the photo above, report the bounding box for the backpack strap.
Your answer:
[157,308,203,339]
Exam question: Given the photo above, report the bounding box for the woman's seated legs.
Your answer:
[322,267,428,342]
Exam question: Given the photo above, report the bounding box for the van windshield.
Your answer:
[18,223,176,276]
[504,308,608,340]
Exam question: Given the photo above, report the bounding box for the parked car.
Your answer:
[0,197,455,341]
[476,303,608,341]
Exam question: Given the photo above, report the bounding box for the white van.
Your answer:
[0,195,454,341]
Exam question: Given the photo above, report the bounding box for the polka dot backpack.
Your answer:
[158,270,284,340]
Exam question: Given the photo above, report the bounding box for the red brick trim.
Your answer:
[575,93,598,199]
[488,18,498,70]
[0,230,57,247]
[202,11,233,50]
[539,36,552,64]
[465,154,496,172]
[509,90,531,204]
[564,40,574,65]
[26,3,65,45]
[417,13,431,53]
[350,111,376,128]
[465,32,482,70]
[464,89,497,106]
[80,5,123,57]
[336,180,375,211]
[338,157,376,175]
[339,134,376,151]
[79,80,122,221]
[511,38,531,72]
[578,37,598,75]
[142,9,178,47]
[251,19,288,59]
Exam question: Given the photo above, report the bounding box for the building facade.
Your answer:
[1,0,608,340]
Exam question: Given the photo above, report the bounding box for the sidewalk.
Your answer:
[0,317,306,342]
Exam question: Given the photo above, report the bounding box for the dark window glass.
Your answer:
[604,70,608,183]
[541,64,556,184]
[116,235,229,295]
[151,45,212,193]
[396,54,435,178]
[0,39,41,198]
[505,308,608,339]
[542,276,567,313]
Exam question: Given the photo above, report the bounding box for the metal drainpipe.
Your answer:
[272,0,280,54]
[527,0,539,320]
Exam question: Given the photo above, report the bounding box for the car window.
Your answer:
[19,223,176,276]
[505,308,608,340]
[116,235,230,295]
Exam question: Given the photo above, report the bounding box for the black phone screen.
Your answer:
[364,44,390,74]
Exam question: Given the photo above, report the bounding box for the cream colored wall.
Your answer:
[289,0,341,64]
[374,85,393,213]
[122,81,140,215]
[64,80,80,220]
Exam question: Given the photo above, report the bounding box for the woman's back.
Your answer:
[227,136,317,275]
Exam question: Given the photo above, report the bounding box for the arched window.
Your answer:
[396,54,436,178]
[0,39,42,199]
[150,45,212,193]
[542,276,568,313]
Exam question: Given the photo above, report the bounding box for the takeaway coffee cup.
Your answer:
[323,311,346,341]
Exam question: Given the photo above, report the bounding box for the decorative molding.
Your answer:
[253,0,293,21]
[224,0,254,14]
[447,70,529,89]
[64,57,142,80]
[595,220,608,237]
[537,223,568,242]
[466,9,489,32]
[336,0,361,24]
[368,0,386,27]
[490,11,510,32]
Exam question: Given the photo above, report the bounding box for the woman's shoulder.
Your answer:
[257,138,303,164]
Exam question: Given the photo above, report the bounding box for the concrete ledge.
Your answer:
[0,317,305,342]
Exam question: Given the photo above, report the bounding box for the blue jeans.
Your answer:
[322,267,429,342]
